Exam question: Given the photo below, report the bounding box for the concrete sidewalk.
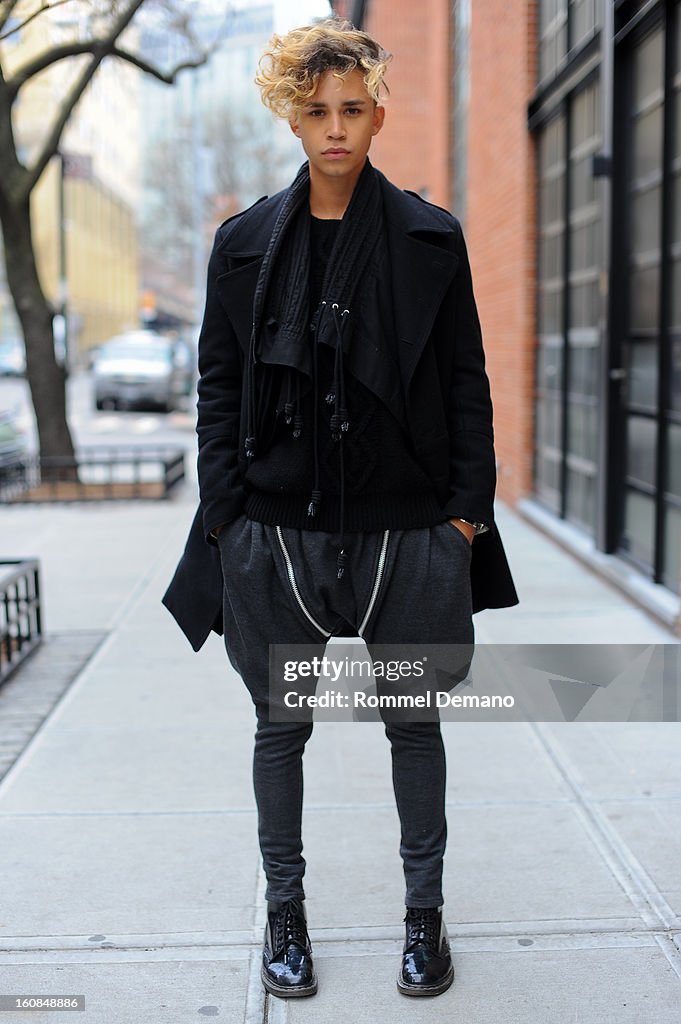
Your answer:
[0,491,680,1023]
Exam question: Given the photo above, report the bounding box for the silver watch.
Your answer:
[455,518,489,536]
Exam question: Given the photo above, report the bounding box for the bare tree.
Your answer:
[209,107,286,199]
[0,0,224,463]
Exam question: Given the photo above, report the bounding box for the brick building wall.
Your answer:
[465,0,537,507]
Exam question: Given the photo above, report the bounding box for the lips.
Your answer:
[324,149,349,154]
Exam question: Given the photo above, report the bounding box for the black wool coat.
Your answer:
[163,165,519,651]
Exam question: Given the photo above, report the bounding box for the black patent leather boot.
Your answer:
[397,906,454,996]
[261,899,318,998]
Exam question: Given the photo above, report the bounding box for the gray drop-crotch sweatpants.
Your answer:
[217,514,474,907]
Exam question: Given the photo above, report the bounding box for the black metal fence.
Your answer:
[0,559,42,686]
[0,445,185,503]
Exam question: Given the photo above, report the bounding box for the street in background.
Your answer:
[92,330,194,413]
[0,339,25,378]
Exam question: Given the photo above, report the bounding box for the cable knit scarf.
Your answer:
[245,154,384,578]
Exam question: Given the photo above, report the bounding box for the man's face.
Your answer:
[289,67,385,183]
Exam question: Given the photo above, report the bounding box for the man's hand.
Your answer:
[448,518,475,545]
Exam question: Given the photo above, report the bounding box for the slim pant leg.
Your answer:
[253,704,314,902]
[216,515,327,902]
[363,521,475,907]
[383,720,447,907]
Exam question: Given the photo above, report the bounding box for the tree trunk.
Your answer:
[0,190,76,472]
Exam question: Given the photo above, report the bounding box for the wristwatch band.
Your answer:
[455,518,489,536]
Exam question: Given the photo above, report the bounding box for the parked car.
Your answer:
[92,331,192,412]
[0,338,26,377]
[0,409,27,490]
[167,336,196,397]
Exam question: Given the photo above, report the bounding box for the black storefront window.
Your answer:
[533,0,681,597]
[566,83,602,530]
[539,0,569,84]
[535,114,566,513]
[570,0,600,49]
[538,0,601,85]
[665,13,681,590]
[534,79,602,532]
[609,6,681,594]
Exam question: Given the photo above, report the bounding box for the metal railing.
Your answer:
[0,445,185,503]
[0,559,42,686]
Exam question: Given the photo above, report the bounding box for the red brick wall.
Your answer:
[465,0,537,506]
[361,0,451,207]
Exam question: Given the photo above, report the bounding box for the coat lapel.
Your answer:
[214,170,460,403]
[377,171,460,396]
[214,192,279,354]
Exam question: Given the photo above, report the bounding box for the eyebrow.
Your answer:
[303,99,368,108]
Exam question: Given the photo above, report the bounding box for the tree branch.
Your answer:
[7,32,219,98]
[0,0,22,36]
[0,54,29,207]
[110,41,217,84]
[20,0,148,199]
[7,41,102,98]
[0,0,75,41]
[20,53,101,199]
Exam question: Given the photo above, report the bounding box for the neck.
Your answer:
[308,156,367,219]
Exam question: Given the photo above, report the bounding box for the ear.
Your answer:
[289,115,301,139]
[372,104,386,136]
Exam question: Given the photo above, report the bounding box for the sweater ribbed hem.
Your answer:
[244,489,446,532]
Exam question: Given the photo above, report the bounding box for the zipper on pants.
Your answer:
[358,529,390,636]
[275,526,391,640]
[275,526,332,639]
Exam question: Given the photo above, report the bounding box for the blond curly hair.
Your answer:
[254,16,392,120]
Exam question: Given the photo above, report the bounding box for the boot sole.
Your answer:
[261,966,318,999]
[396,963,454,997]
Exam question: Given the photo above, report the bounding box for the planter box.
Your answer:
[0,445,185,503]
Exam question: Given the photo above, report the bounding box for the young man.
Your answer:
[163,16,518,1000]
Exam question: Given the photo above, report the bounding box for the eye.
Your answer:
[346,108,361,115]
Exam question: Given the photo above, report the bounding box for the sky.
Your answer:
[273,0,333,32]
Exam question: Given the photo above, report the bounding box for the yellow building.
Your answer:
[1,3,141,360]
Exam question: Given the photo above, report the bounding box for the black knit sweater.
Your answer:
[243,215,444,532]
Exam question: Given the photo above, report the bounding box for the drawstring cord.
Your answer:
[300,300,352,580]
[307,300,324,517]
[245,320,257,461]
[284,368,294,424]
[330,304,350,579]
[293,374,303,438]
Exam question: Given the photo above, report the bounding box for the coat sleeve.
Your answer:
[196,225,247,544]
[441,218,497,527]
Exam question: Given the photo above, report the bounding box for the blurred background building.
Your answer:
[333,0,681,626]
[137,0,303,334]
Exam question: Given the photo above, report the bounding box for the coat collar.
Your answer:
[219,164,457,246]
[215,164,460,402]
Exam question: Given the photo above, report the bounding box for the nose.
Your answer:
[327,113,345,138]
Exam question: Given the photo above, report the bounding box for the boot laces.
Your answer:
[273,900,309,954]
[404,907,440,951]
